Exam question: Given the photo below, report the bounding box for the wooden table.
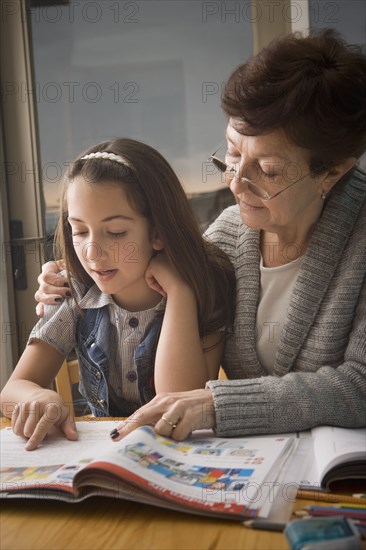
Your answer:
[0,497,301,550]
[0,417,358,550]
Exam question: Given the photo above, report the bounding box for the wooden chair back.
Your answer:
[55,359,80,417]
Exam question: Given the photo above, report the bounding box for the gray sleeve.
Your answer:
[207,280,366,437]
[204,205,241,262]
[28,298,78,357]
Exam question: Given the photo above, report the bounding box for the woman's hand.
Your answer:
[34,260,69,316]
[110,389,216,441]
[11,389,78,451]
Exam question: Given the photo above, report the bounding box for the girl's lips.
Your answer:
[92,269,118,282]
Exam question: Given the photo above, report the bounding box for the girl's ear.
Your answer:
[152,231,164,251]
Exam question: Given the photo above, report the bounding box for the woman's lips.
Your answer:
[239,200,264,211]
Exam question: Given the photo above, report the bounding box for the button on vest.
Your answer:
[126,371,137,382]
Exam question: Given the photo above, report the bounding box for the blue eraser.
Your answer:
[284,516,361,550]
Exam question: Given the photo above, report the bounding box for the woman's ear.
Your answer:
[321,157,357,195]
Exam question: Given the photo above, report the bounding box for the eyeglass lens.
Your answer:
[209,146,271,200]
[209,156,227,173]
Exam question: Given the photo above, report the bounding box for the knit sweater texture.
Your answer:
[205,167,366,436]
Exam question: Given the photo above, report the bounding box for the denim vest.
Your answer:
[75,305,164,417]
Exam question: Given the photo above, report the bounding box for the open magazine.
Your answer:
[299,426,366,493]
[0,421,296,520]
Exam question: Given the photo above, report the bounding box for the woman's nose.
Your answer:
[229,171,247,195]
[229,158,258,195]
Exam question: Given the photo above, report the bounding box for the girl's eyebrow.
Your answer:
[68,215,133,223]
[102,215,134,222]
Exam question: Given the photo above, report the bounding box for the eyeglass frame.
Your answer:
[208,145,322,201]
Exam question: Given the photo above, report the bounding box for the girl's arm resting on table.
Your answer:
[146,253,223,392]
[0,341,77,450]
[154,286,224,392]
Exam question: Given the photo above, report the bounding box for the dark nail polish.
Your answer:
[110,429,119,439]
[65,291,72,297]
[63,282,70,288]
[55,297,63,303]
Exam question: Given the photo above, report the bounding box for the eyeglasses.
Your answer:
[208,145,316,201]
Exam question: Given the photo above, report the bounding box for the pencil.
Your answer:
[303,505,366,514]
[296,489,366,504]
[242,520,287,532]
[337,503,366,510]
[294,508,366,521]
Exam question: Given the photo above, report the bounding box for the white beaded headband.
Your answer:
[80,152,130,166]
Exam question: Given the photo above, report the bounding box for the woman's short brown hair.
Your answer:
[222,29,366,172]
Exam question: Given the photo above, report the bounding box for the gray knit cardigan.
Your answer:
[205,167,366,436]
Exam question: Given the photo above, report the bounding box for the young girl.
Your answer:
[0,138,235,450]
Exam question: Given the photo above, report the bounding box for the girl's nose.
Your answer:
[84,238,105,263]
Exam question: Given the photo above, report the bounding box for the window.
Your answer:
[29,0,253,234]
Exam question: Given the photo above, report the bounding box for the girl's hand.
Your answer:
[11,390,78,450]
[110,389,216,442]
[145,253,188,297]
[34,260,69,316]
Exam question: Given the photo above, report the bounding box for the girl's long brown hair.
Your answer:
[55,138,235,336]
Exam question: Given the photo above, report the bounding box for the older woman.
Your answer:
[35,29,366,440]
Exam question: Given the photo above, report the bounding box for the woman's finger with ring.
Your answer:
[161,415,178,429]
[156,414,180,436]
